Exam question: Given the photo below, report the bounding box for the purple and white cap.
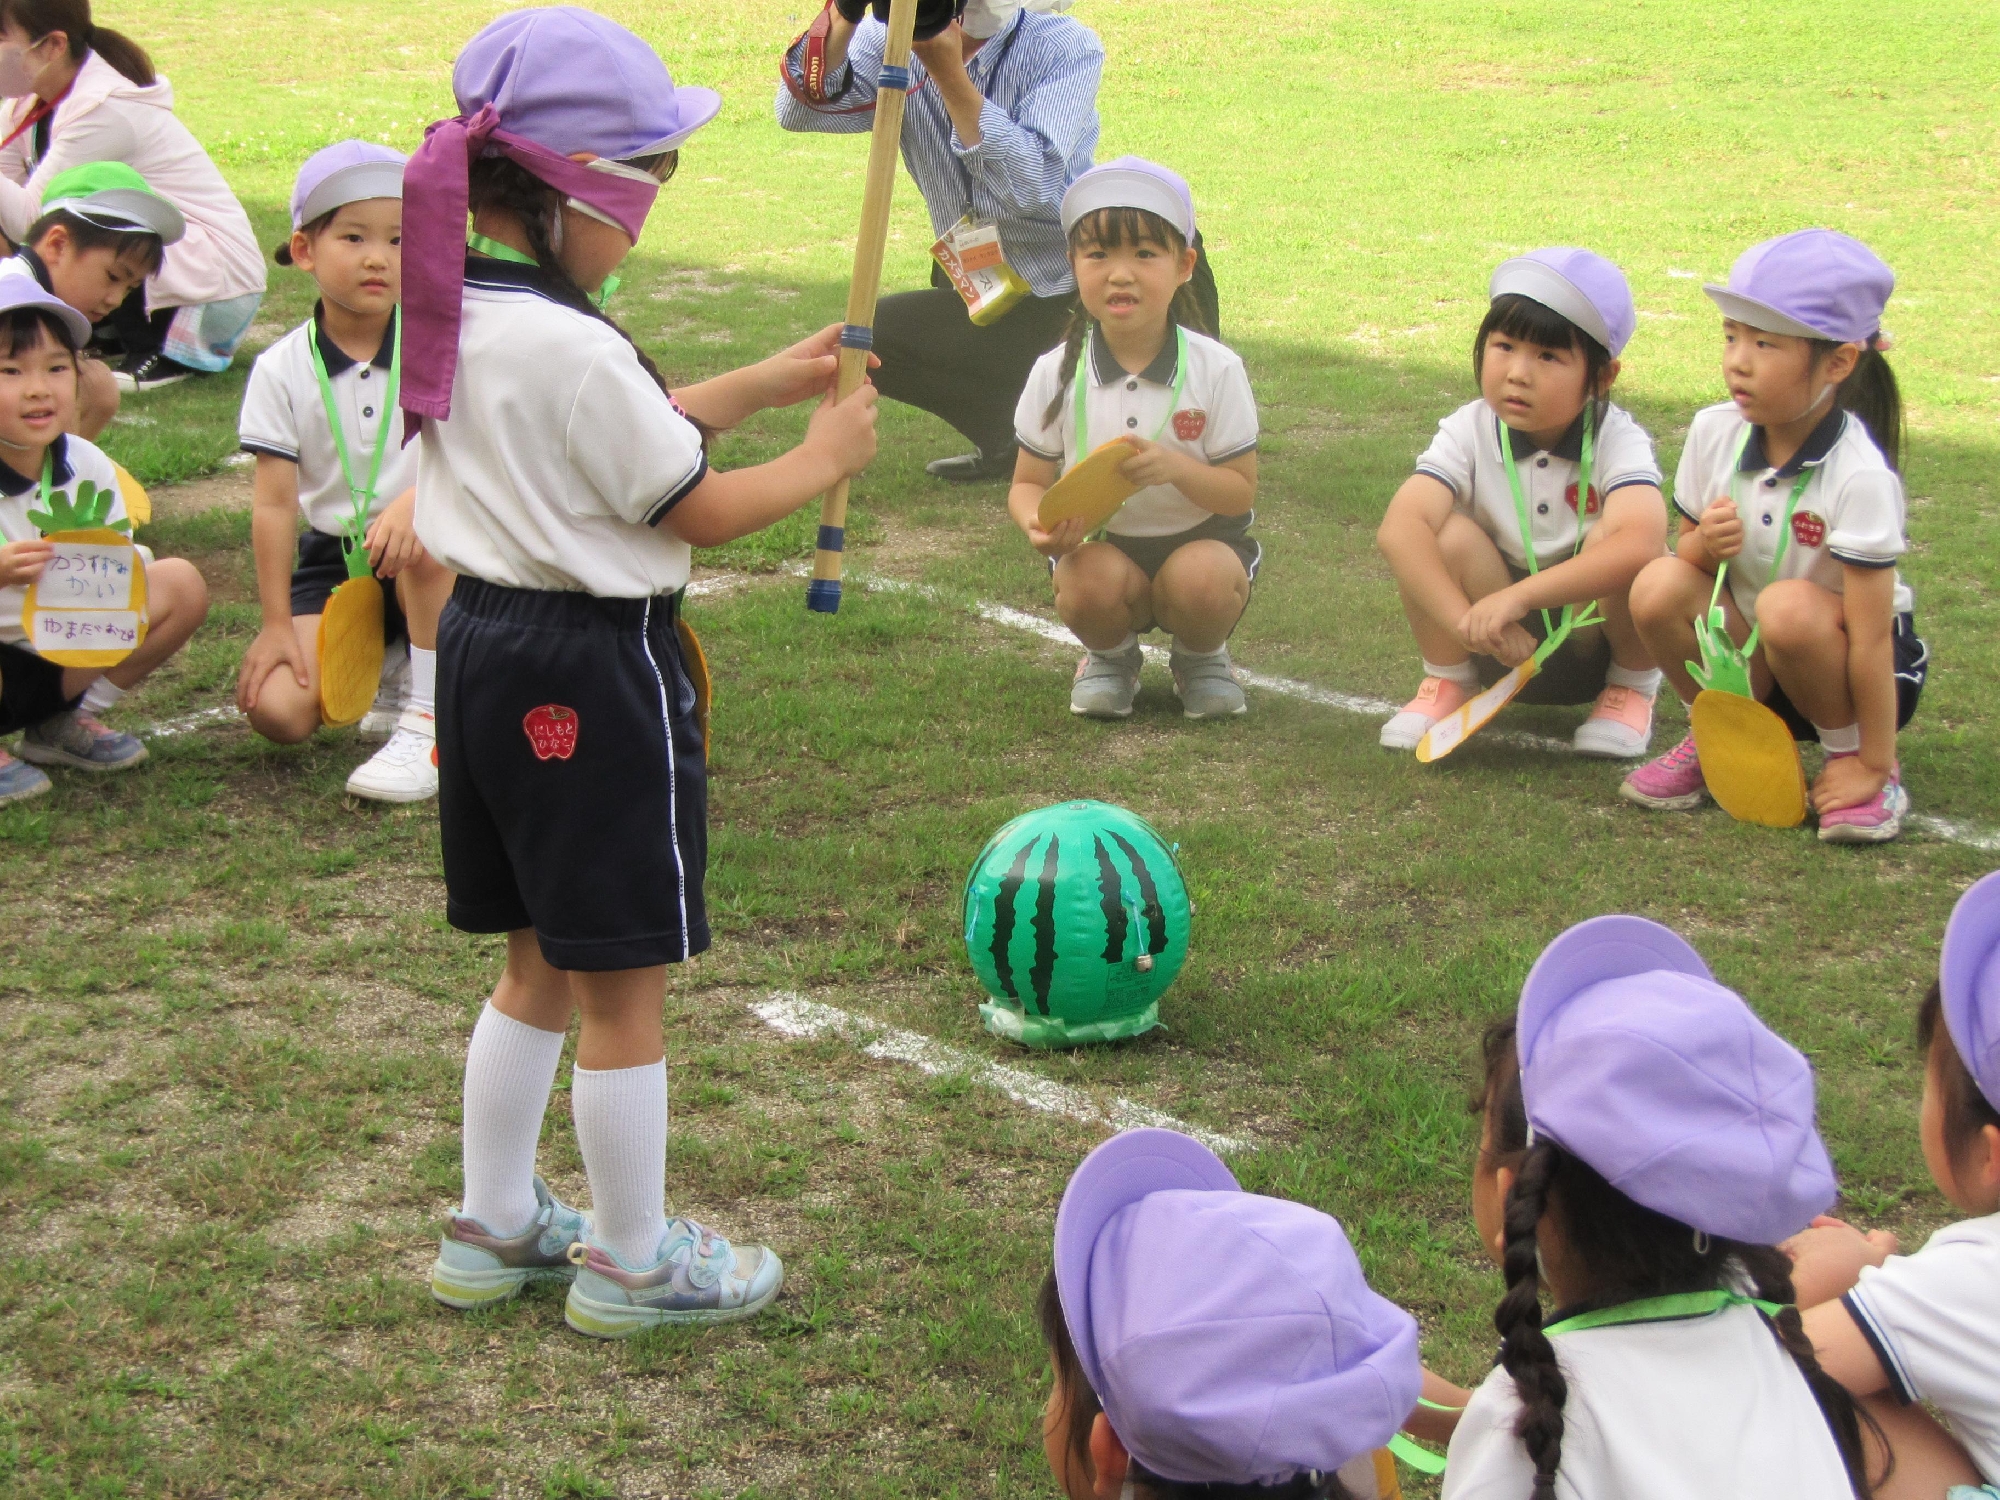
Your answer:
[291,140,407,231]
[1053,1129,1420,1487]
[1518,915,1838,1245]
[0,258,92,346]
[1490,247,1637,358]
[1061,156,1195,242]
[1941,871,2000,1112]
[1704,229,1894,345]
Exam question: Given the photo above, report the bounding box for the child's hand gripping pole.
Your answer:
[807,0,919,614]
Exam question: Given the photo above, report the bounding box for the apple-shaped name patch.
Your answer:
[523,704,579,761]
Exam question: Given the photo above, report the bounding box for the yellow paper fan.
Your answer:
[677,618,712,764]
[1036,439,1140,535]
[112,463,150,527]
[1690,689,1807,828]
[20,526,149,668]
[318,574,385,728]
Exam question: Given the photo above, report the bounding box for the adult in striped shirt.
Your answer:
[780,0,1213,484]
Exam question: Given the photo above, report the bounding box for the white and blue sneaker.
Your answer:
[430,1177,589,1310]
[0,747,52,804]
[563,1217,783,1338]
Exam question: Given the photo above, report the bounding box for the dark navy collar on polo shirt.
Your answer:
[15,245,52,292]
[0,433,72,495]
[312,300,396,376]
[463,251,592,315]
[1740,405,1846,477]
[1089,323,1180,387]
[1505,409,1588,462]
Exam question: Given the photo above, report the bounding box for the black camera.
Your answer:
[836,0,968,41]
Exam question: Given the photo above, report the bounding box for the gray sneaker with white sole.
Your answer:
[1070,642,1144,719]
[1170,646,1247,719]
[19,709,147,770]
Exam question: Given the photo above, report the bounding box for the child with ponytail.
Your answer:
[1042,1128,1422,1500]
[405,8,878,1338]
[1009,158,1260,721]
[1625,230,1924,842]
[1444,916,1869,1499]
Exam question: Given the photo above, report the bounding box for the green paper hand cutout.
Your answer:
[29,479,129,536]
[1686,563,1754,698]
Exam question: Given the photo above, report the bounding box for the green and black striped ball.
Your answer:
[962,800,1189,1049]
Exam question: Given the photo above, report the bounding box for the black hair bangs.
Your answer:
[26,209,166,278]
[1067,205,1187,257]
[1476,292,1606,365]
[0,306,79,359]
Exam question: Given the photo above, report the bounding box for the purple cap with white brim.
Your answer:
[1490,247,1637,358]
[291,140,407,231]
[1053,1129,1421,1487]
[1704,229,1894,345]
[1518,915,1838,1245]
[1061,156,1195,242]
[0,258,93,346]
[1941,871,2000,1112]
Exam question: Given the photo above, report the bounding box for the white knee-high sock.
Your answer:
[572,1060,669,1267]
[460,1003,565,1235]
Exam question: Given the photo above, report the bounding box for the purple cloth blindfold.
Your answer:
[399,104,659,429]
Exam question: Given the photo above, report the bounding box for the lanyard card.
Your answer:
[932,215,1030,326]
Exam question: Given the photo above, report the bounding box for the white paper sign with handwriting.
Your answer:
[39,542,134,609]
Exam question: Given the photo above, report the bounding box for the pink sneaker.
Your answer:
[1817,759,1909,844]
[1620,732,1708,811]
[1379,675,1473,751]
[1573,685,1656,758]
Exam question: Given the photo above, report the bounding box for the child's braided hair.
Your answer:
[1042,206,1215,432]
[465,152,712,447]
[1474,1017,1878,1499]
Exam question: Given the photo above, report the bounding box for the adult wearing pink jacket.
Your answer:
[0,0,264,390]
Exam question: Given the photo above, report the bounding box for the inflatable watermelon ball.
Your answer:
[963,800,1189,1049]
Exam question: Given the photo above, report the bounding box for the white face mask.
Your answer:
[960,0,1072,40]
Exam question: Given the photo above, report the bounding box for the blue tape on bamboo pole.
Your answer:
[806,578,843,614]
[877,65,911,91]
[817,525,846,553]
[839,324,874,351]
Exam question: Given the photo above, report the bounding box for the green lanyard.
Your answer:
[1705,425,1817,658]
[468,231,620,307]
[1498,408,1595,641]
[1071,323,1190,466]
[1383,1291,1785,1477]
[1544,1287,1784,1337]
[306,312,400,582]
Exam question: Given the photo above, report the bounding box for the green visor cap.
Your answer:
[39,162,186,245]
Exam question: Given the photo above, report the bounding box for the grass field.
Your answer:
[5,1,2000,1495]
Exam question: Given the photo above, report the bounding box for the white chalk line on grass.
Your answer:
[124,567,1999,854]
[751,992,1252,1155]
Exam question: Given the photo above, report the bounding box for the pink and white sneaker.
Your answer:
[1379,676,1473,750]
[1620,732,1708,811]
[1573,686,1655,759]
[1817,759,1909,844]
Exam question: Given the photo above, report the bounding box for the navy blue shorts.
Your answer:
[436,578,709,972]
[291,529,408,643]
[1767,611,1928,740]
[0,641,82,734]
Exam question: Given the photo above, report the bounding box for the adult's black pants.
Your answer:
[871,234,1220,461]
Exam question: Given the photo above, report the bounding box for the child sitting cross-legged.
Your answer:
[1440,916,1870,1500]
[0,262,206,802]
[1041,1128,1421,1500]
[1785,870,2000,1500]
[236,141,453,803]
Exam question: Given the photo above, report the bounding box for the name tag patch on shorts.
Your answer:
[523,704,580,761]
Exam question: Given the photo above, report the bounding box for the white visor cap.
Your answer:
[1061,156,1195,244]
[1489,247,1636,358]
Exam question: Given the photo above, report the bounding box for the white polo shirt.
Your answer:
[1014,325,1258,538]
[1414,399,1662,573]
[414,260,708,598]
[1673,402,1912,619]
[1441,1302,1852,1500]
[0,433,136,649]
[239,308,417,538]
[1844,1214,2000,1481]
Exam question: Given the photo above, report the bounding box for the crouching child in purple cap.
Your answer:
[406,6,879,1338]
[236,141,459,805]
[1439,915,1869,1499]
[1626,229,1923,843]
[1785,870,2000,1498]
[1376,250,1669,759]
[1042,1127,1423,1500]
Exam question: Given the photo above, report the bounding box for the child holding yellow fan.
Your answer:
[1376,249,1668,758]
[1624,231,1921,842]
[0,263,206,803]
[1008,158,1259,721]
[236,141,454,804]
